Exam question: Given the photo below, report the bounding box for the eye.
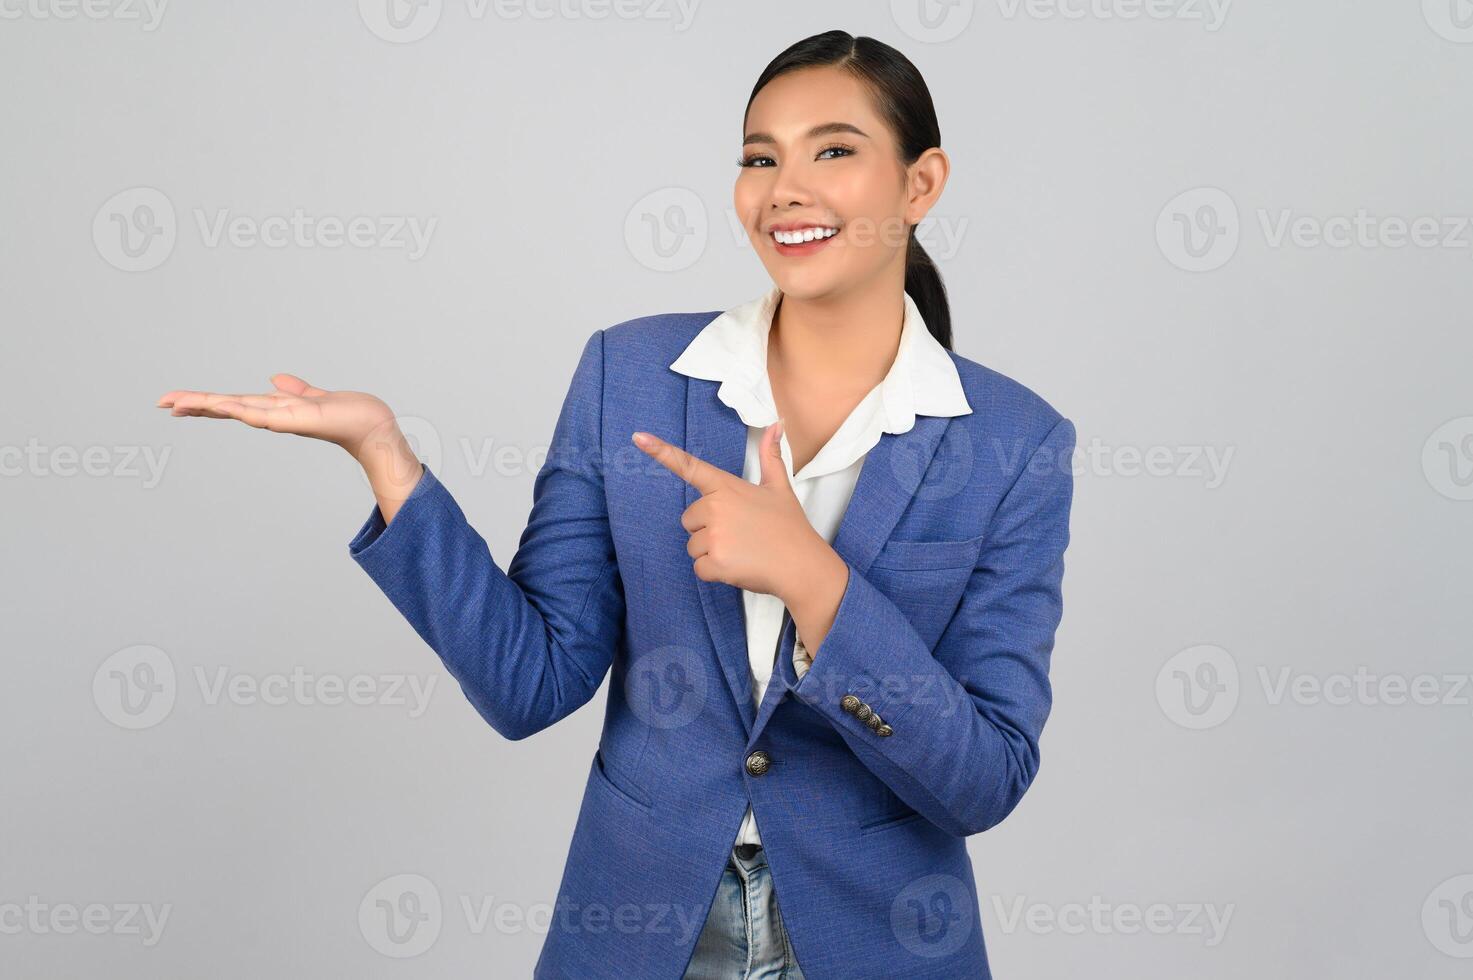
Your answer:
[817,143,856,160]
[736,143,857,169]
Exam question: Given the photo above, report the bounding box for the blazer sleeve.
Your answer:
[790,415,1076,837]
[346,329,625,741]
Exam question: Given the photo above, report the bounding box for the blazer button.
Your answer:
[854,703,873,723]
[865,712,883,731]
[876,723,894,737]
[745,750,771,777]
[840,694,862,714]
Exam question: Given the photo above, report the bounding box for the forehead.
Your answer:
[743,66,883,139]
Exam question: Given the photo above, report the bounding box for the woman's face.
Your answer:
[735,65,938,302]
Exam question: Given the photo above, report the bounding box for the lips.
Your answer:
[771,225,839,244]
[769,224,840,256]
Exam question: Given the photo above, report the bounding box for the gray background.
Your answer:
[3,1,1471,977]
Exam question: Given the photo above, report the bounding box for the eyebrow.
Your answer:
[742,122,870,147]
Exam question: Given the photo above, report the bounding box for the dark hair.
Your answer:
[744,30,952,350]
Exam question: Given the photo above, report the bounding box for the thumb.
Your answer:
[271,373,328,397]
[758,418,792,491]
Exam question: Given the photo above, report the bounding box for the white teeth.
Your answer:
[772,226,838,245]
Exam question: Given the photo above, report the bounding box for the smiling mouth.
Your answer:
[770,225,840,255]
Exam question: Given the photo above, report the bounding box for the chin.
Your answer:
[765,269,844,301]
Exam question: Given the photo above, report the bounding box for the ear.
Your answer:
[905,146,950,227]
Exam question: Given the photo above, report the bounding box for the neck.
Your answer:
[767,265,909,396]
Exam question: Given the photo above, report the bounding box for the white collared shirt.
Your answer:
[668,285,973,847]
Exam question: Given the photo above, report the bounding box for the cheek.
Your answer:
[831,172,907,254]
[732,181,762,231]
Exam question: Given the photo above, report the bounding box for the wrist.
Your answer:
[357,424,422,499]
[779,537,848,621]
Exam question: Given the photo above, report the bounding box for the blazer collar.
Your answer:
[669,285,972,481]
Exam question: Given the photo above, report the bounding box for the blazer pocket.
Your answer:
[592,748,654,813]
[858,807,927,835]
[870,533,985,571]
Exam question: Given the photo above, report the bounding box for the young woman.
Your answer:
[158,30,1075,980]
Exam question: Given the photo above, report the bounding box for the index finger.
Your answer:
[632,431,731,495]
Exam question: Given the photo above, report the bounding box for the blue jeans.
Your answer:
[684,843,806,979]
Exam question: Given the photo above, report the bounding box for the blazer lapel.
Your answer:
[685,376,760,735]
[829,414,955,578]
[748,414,958,744]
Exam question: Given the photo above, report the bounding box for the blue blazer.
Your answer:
[348,310,1076,979]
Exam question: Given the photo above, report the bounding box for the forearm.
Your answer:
[786,416,1075,836]
[789,563,1049,837]
[347,462,620,741]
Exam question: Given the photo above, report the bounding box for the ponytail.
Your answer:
[904,227,951,350]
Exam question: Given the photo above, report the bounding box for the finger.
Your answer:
[159,390,232,409]
[758,418,791,490]
[686,527,710,561]
[166,391,287,412]
[214,393,293,408]
[210,400,307,434]
[692,553,719,583]
[632,431,730,495]
[679,498,711,534]
[164,393,241,418]
[157,389,219,408]
[270,373,329,397]
[170,403,237,420]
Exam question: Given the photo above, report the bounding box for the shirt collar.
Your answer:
[668,285,972,481]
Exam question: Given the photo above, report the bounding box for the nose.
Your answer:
[767,161,816,216]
